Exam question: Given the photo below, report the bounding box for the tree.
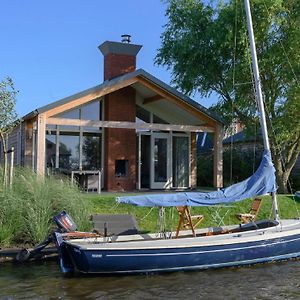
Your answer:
[0,77,18,187]
[156,0,300,193]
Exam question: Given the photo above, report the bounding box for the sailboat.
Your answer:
[53,0,300,274]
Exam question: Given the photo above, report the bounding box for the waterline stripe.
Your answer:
[105,236,300,257]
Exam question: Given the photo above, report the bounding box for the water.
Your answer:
[1,260,300,299]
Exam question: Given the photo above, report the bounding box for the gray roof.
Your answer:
[22,69,223,124]
[223,129,262,144]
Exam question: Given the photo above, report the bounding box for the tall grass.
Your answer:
[0,168,91,247]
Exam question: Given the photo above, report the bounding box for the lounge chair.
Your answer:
[236,198,262,224]
[175,206,204,238]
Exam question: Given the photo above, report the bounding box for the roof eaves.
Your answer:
[22,109,39,121]
[20,71,142,119]
[20,68,224,126]
[135,69,224,125]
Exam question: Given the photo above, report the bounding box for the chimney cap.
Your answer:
[98,41,142,57]
[121,34,131,43]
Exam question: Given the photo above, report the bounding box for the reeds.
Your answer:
[0,167,91,246]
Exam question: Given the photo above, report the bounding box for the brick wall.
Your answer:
[104,87,136,191]
[104,53,136,81]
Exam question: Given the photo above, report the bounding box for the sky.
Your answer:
[0,0,217,117]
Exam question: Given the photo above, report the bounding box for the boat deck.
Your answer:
[64,219,300,250]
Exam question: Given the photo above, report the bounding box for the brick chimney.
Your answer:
[99,36,142,81]
[99,36,142,191]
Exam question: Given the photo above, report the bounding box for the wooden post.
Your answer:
[9,147,14,188]
[36,114,46,177]
[213,124,223,189]
[1,132,8,187]
[71,171,74,185]
[98,170,101,194]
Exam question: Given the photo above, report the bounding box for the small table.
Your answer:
[70,169,102,194]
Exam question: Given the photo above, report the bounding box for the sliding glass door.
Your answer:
[151,133,171,189]
[137,132,190,190]
[173,136,189,188]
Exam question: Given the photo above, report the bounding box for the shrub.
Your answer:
[0,167,91,246]
[197,148,263,188]
[197,153,213,187]
[222,148,263,186]
[290,171,300,192]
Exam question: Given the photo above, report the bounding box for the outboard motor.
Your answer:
[16,211,78,263]
[53,211,77,232]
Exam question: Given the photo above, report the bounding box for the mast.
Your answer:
[244,0,279,221]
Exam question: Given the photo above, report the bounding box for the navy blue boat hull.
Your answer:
[60,232,300,274]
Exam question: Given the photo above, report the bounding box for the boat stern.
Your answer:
[53,232,75,274]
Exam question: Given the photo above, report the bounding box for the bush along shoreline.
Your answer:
[1,168,299,250]
[0,167,91,248]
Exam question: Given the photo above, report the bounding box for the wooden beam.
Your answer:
[190,133,197,188]
[45,77,139,117]
[46,117,215,133]
[143,94,163,105]
[213,124,223,188]
[137,76,218,127]
[36,114,46,177]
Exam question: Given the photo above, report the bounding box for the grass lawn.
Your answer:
[82,193,300,233]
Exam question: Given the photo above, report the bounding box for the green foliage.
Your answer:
[223,147,263,185]
[290,172,300,192]
[87,194,161,233]
[197,148,263,187]
[0,77,18,132]
[0,168,91,246]
[0,77,18,187]
[156,0,300,192]
[197,153,213,187]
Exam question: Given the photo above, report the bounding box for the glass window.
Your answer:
[45,102,103,172]
[82,126,101,133]
[81,101,101,121]
[46,134,56,169]
[58,109,80,119]
[154,138,167,182]
[173,136,189,187]
[55,109,80,131]
[136,105,150,123]
[59,133,80,170]
[46,125,57,131]
[82,133,101,170]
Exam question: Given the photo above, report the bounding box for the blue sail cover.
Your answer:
[117,150,277,207]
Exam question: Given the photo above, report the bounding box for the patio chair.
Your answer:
[175,206,204,238]
[236,198,262,224]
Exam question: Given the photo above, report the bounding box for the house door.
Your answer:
[150,133,172,189]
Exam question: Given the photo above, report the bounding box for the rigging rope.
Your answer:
[140,207,155,221]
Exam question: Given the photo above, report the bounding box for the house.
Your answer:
[2,37,224,191]
[223,129,263,152]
